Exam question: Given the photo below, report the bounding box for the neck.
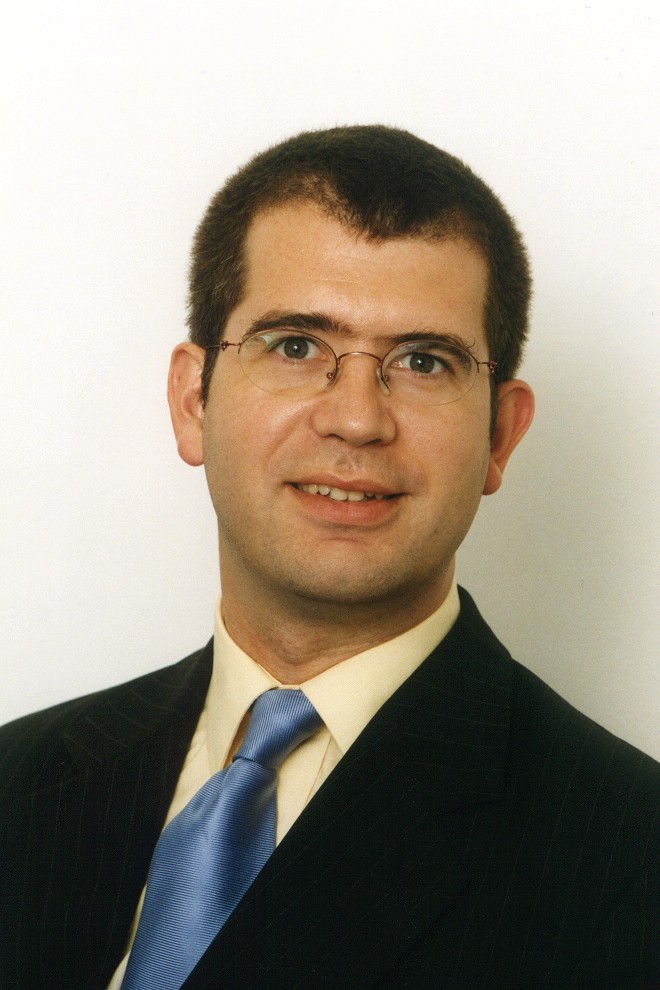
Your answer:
[218,566,454,684]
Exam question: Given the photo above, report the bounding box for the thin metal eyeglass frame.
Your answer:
[209,331,497,400]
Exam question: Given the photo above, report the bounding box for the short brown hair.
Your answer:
[188,125,531,403]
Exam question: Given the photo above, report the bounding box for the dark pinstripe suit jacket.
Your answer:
[1,589,658,989]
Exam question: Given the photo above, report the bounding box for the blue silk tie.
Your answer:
[121,689,322,990]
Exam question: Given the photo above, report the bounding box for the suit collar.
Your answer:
[389,585,512,810]
[59,639,213,770]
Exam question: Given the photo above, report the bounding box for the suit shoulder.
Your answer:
[508,658,660,828]
[0,641,213,801]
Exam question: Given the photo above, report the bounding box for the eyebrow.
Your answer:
[246,310,351,337]
[244,310,479,353]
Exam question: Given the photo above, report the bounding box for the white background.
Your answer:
[2,1,658,759]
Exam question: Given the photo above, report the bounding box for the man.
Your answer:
[0,126,657,989]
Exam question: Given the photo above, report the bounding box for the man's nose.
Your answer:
[309,352,397,446]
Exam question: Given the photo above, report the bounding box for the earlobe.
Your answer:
[167,343,207,467]
[483,380,535,495]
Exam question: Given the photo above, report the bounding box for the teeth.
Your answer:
[298,483,388,502]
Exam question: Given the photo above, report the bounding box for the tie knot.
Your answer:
[235,689,322,770]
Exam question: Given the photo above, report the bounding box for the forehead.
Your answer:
[234,202,489,345]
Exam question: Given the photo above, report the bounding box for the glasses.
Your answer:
[211,329,497,406]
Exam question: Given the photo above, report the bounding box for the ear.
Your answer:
[167,342,207,466]
[483,379,535,495]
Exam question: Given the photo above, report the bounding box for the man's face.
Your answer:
[196,202,502,618]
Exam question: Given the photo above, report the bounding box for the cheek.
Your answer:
[423,431,491,544]
[202,385,306,495]
[409,405,491,482]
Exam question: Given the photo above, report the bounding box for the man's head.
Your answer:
[168,127,534,669]
[187,125,531,405]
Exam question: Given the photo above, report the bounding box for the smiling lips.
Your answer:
[294,483,397,502]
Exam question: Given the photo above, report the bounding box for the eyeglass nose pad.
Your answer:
[377,366,391,393]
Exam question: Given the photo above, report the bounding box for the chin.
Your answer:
[279,564,433,612]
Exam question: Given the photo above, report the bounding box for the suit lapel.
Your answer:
[184,589,513,989]
[10,642,212,989]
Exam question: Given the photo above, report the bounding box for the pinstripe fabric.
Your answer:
[1,590,658,989]
[0,643,211,990]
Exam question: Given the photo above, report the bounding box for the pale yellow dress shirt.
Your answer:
[107,583,460,988]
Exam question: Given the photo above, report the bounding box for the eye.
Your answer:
[265,333,322,361]
[388,342,469,377]
[398,351,445,375]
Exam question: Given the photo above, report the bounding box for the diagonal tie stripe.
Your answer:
[121,689,322,990]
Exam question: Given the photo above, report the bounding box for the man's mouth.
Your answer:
[294,483,397,503]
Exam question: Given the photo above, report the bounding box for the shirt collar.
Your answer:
[206,583,460,771]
